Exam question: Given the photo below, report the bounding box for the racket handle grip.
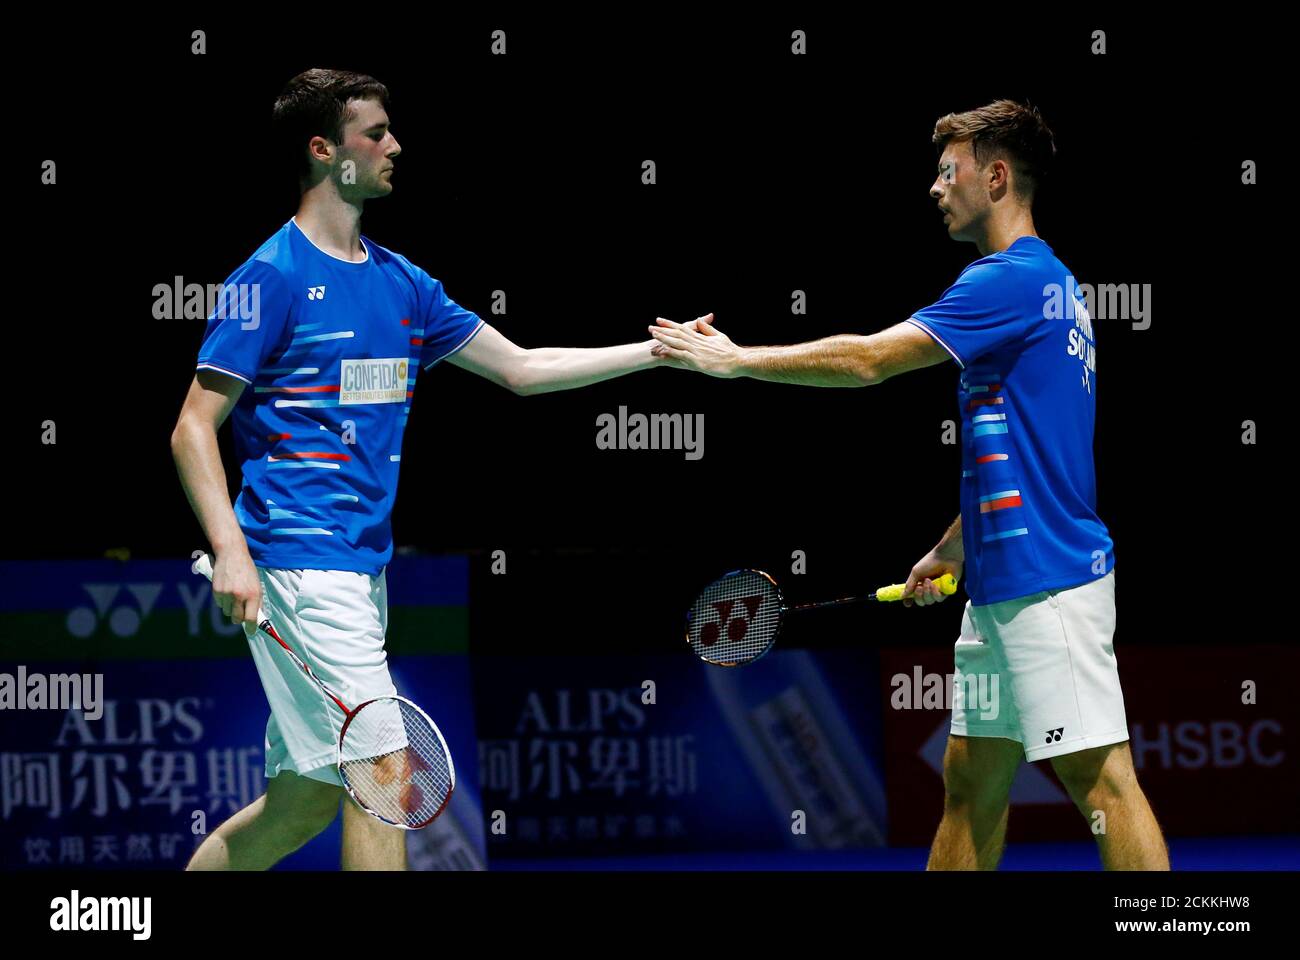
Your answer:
[876,573,958,602]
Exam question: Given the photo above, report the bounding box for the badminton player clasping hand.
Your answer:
[173,68,686,872]
[650,99,1169,870]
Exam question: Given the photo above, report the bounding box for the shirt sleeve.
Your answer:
[905,260,1031,370]
[195,259,294,384]
[415,269,485,370]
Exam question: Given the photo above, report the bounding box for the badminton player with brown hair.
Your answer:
[651,100,1168,870]
[172,69,674,870]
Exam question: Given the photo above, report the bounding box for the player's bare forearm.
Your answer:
[171,420,245,556]
[935,514,964,561]
[737,335,877,387]
[512,340,661,395]
[449,323,662,396]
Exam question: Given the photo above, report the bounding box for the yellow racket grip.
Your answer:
[876,573,959,602]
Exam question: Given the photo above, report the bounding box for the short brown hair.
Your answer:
[273,68,391,183]
[932,100,1056,201]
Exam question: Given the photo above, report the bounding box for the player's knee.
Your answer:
[943,771,1009,814]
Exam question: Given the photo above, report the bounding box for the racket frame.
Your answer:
[338,694,457,830]
[686,567,786,667]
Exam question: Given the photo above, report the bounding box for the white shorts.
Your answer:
[245,567,397,785]
[949,569,1129,762]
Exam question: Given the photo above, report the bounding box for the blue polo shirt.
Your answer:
[195,218,484,574]
[906,236,1114,605]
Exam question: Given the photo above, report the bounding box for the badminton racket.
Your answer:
[686,569,958,666]
[194,552,454,829]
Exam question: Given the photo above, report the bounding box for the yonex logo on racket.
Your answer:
[699,595,763,647]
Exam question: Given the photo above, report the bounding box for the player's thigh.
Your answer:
[264,770,344,826]
[1050,741,1138,800]
[942,734,1023,805]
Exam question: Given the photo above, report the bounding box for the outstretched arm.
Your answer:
[447,322,674,395]
[649,315,950,386]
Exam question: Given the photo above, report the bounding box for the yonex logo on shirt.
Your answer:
[307,285,326,300]
[340,358,408,405]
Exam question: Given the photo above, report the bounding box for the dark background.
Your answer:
[14,13,1272,653]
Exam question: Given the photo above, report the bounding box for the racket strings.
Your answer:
[340,698,453,828]
[687,570,781,664]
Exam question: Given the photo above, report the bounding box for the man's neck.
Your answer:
[974,213,1039,258]
[295,190,366,262]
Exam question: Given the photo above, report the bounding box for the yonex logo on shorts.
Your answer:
[1046,727,1065,744]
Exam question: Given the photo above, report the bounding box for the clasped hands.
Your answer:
[648,313,744,378]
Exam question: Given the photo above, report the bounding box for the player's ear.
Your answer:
[991,158,1010,190]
